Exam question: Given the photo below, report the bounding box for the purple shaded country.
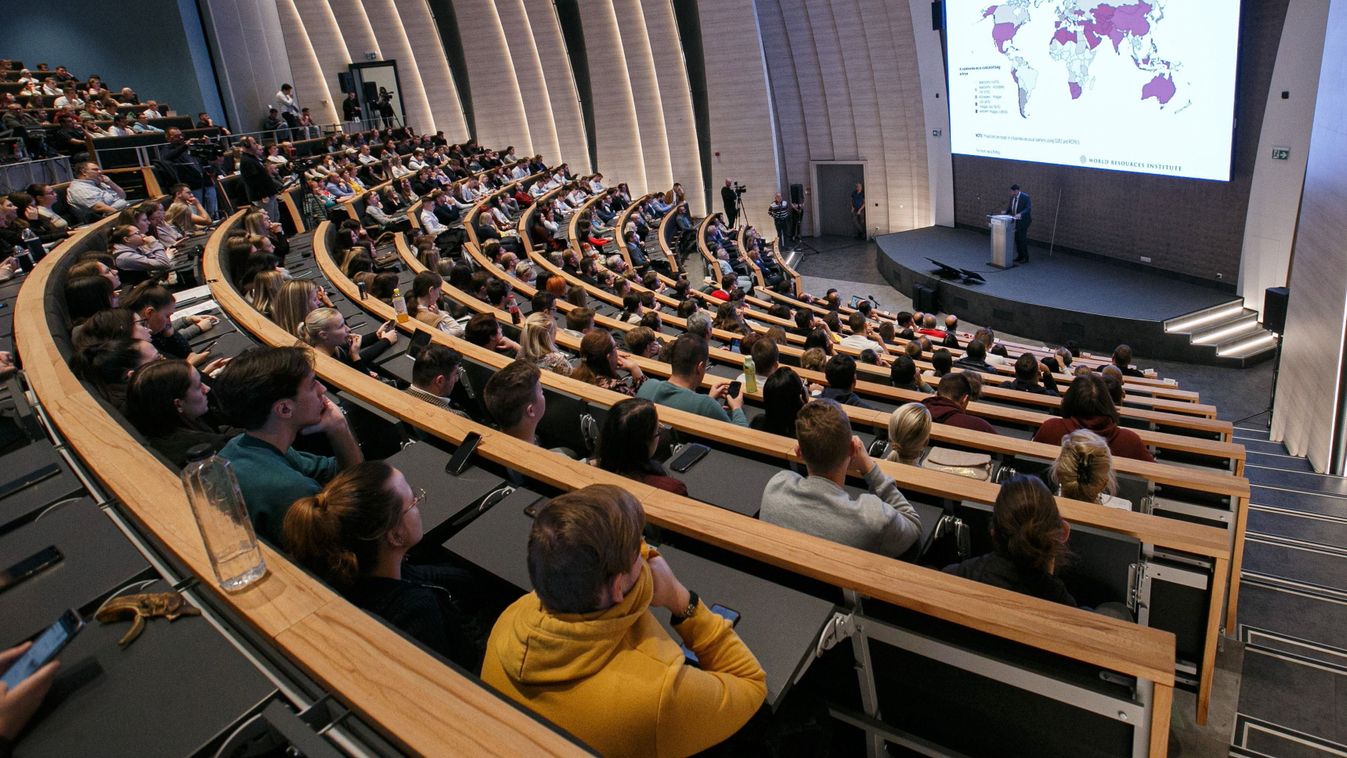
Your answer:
[1112,1,1152,35]
[1068,81,1083,99]
[1141,74,1176,104]
[992,22,1020,52]
[1053,26,1078,45]
[983,5,998,18]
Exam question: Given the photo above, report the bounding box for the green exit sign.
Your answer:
[1271,147,1291,160]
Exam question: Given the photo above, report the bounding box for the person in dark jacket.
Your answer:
[1009,352,1058,396]
[594,398,687,496]
[820,355,874,409]
[126,360,239,467]
[944,475,1075,606]
[1032,373,1153,461]
[284,462,485,669]
[953,339,993,373]
[922,373,997,435]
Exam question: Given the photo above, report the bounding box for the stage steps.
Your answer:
[1164,299,1278,367]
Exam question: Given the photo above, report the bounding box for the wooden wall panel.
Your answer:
[493,0,558,161]
[802,2,857,159]
[639,0,706,215]
[450,0,534,153]
[831,0,886,235]
[756,0,811,228]
[612,0,674,195]
[290,0,351,123]
[863,0,930,232]
[274,0,339,126]
[777,0,833,161]
[363,0,436,134]
[328,0,381,62]
[699,0,780,234]
[577,1,648,193]
[522,0,590,172]
[393,0,468,139]
[1271,0,1347,471]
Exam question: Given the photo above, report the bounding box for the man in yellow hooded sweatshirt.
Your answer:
[480,484,767,757]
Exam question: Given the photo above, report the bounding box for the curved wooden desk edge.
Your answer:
[11,212,583,755]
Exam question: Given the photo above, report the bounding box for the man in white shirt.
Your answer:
[66,161,128,218]
[274,84,300,131]
[839,311,887,358]
[53,88,84,110]
[131,111,163,133]
[105,114,134,137]
[420,190,449,235]
[142,101,164,119]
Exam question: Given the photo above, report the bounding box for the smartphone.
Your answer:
[729,338,741,353]
[726,381,742,399]
[0,546,63,594]
[445,431,483,476]
[680,604,741,664]
[668,443,710,473]
[522,497,546,519]
[1,609,82,689]
[381,319,397,332]
[406,330,432,360]
[850,295,860,308]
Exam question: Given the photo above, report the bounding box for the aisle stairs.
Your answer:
[1228,424,1347,756]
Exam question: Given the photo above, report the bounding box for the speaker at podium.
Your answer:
[988,215,1016,269]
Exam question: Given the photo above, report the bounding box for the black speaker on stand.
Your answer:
[1237,286,1288,428]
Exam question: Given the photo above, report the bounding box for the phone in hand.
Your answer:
[679,603,741,665]
[729,338,741,353]
[406,329,432,360]
[1,609,82,689]
[381,319,397,332]
[445,431,482,476]
[726,381,742,399]
[0,546,63,595]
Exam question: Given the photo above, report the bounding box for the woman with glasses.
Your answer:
[594,398,686,496]
[283,461,486,669]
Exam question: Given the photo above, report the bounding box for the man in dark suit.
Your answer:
[721,179,738,228]
[239,137,280,218]
[1006,184,1031,263]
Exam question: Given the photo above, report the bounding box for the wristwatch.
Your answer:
[670,590,700,625]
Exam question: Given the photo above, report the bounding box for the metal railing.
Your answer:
[0,154,72,193]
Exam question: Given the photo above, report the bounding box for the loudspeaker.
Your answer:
[790,183,804,205]
[914,283,938,313]
[931,1,943,30]
[1263,286,1289,334]
[338,72,354,94]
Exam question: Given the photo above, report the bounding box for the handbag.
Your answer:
[921,447,993,481]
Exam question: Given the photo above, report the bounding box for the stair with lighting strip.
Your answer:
[1164,300,1279,367]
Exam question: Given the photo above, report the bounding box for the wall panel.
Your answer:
[613,0,674,194]
[699,0,780,233]
[640,0,705,214]
[328,0,381,62]
[577,2,648,193]
[275,0,339,126]
[449,0,534,154]
[362,0,435,133]
[756,0,810,224]
[494,0,559,161]
[394,0,468,139]
[522,0,590,171]
[201,0,295,133]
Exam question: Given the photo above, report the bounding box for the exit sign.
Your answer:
[1271,147,1291,160]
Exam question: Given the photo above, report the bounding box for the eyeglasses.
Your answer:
[405,488,426,515]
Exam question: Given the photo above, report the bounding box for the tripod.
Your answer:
[1234,333,1282,429]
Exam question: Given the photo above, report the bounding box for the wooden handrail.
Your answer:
[13,213,583,755]
[220,221,1179,750]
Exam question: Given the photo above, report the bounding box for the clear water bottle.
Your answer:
[20,227,43,264]
[180,444,266,592]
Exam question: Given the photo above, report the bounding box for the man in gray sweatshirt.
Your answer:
[760,399,921,558]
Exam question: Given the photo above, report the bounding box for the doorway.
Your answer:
[348,61,406,129]
[812,162,866,238]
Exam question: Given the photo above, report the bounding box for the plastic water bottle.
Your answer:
[20,228,43,264]
[180,444,266,592]
[743,355,757,395]
[392,287,409,324]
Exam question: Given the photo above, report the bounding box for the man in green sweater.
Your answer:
[637,333,749,427]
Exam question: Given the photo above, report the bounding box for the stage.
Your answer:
[873,226,1239,362]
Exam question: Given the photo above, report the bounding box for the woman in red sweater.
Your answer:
[1032,374,1155,462]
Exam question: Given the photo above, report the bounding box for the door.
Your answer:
[815,163,865,238]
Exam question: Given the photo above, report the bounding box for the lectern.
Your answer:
[989,215,1016,269]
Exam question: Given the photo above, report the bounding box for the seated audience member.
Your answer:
[928,348,953,379]
[1031,374,1153,462]
[595,398,686,495]
[463,313,520,354]
[885,402,932,465]
[570,330,645,396]
[799,347,828,372]
[71,336,160,408]
[407,344,465,414]
[71,307,150,352]
[839,311,885,355]
[922,373,997,435]
[110,224,172,274]
[760,400,921,557]
[943,476,1075,605]
[64,274,119,323]
[953,339,992,372]
[519,311,572,376]
[623,326,662,359]
[405,271,465,336]
[284,462,484,669]
[122,284,217,363]
[820,355,873,409]
[751,367,808,437]
[636,333,748,427]
[941,314,962,348]
[483,360,546,444]
[299,307,397,375]
[271,279,329,338]
[1052,429,1131,510]
[66,161,128,218]
[480,485,766,756]
[126,360,238,467]
[362,190,410,233]
[736,335,779,387]
[890,355,931,394]
[1010,353,1058,395]
[1112,344,1145,377]
[213,347,363,542]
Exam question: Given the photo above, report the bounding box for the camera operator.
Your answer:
[721,178,739,228]
[158,128,221,220]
